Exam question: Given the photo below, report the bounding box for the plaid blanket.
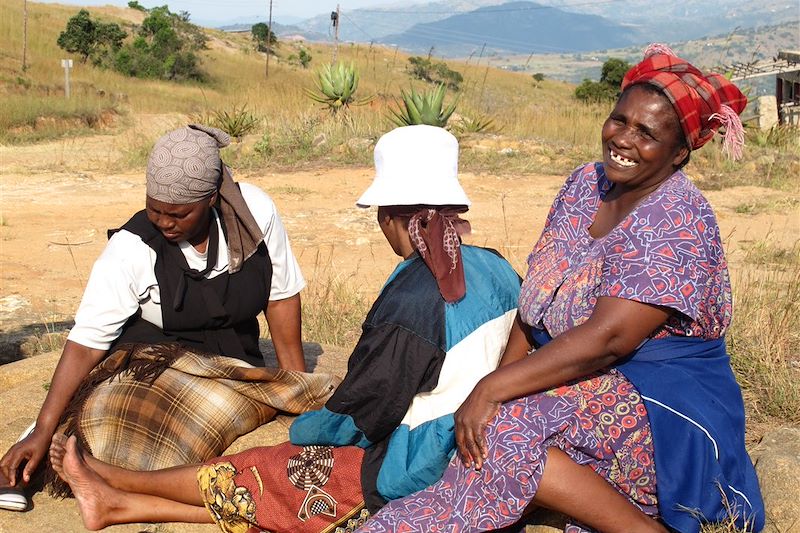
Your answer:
[47,343,339,497]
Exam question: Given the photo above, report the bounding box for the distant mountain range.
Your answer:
[219,0,799,58]
[377,1,641,55]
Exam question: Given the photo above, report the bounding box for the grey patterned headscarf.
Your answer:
[145,124,263,273]
[146,124,230,202]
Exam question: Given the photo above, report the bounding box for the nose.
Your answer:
[151,213,175,231]
[612,126,635,148]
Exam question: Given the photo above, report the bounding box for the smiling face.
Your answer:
[601,84,689,193]
[145,192,217,247]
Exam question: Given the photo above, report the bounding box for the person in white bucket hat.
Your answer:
[43,125,522,532]
[357,124,470,208]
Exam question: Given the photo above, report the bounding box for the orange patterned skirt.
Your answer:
[197,442,368,533]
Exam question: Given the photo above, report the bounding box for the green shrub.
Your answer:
[211,104,260,140]
[387,84,458,128]
[305,62,370,114]
[407,56,463,90]
[453,113,499,134]
[288,48,312,69]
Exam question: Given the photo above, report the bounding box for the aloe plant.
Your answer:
[305,62,370,113]
[387,84,458,128]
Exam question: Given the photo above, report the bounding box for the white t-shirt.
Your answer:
[68,183,305,350]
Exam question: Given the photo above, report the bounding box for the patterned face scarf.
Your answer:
[405,206,471,303]
[146,124,263,273]
[621,44,748,160]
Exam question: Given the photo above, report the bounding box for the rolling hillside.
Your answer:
[287,0,797,58]
[378,1,642,55]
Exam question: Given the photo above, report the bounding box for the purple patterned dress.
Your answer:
[358,163,732,533]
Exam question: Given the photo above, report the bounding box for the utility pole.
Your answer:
[265,0,273,78]
[331,4,340,63]
[22,0,28,71]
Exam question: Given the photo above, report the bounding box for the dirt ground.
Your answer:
[0,115,800,337]
[1,117,798,349]
[0,117,798,532]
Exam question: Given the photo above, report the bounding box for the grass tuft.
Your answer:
[298,254,371,348]
[728,240,800,435]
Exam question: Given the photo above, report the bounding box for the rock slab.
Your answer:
[751,427,800,533]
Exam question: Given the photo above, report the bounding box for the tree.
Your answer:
[600,58,631,88]
[251,23,277,53]
[56,9,97,62]
[57,9,126,64]
[127,1,146,11]
[574,57,632,102]
[114,6,206,81]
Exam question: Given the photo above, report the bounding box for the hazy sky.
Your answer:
[35,0,404,23]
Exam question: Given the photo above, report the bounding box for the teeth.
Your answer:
[610,149,637,167]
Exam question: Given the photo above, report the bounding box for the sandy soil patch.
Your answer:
[1,122,798,345]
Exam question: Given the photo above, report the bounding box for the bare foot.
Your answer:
[60,435,122,531]
[48,433,69,480]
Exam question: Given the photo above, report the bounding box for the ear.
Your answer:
[207,190,219,207]
[672,145,690,168]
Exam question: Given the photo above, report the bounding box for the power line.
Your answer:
[340,11,377,42]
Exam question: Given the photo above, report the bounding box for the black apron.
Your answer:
[109,210,272,366]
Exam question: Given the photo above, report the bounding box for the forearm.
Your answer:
[265,293,305,371]
[498,312,534,367]
[482,297,670,403]
[481,322,623,403]
[36,340,107,435]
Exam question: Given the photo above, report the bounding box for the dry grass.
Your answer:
[2,11,799,532]
[728,241,800,436]
[2,1,797,193]
[698,484,762,533]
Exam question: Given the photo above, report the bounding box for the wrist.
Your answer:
[475,375,501,403]
[33,415,58,439]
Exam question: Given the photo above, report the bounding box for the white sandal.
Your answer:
[0,422,37,512]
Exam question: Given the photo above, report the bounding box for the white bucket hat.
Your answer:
[356,125,471,208]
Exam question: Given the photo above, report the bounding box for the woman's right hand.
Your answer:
[0,341,107,487]
[454,380,501,471]
[0,428,52,487]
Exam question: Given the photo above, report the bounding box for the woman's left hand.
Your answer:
[454,380,501,470]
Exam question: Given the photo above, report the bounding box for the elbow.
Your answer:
[602,332,639,363]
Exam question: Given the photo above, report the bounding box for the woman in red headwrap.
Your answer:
[359,45,764,533]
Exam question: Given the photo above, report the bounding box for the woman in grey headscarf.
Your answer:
[0,124,315,500]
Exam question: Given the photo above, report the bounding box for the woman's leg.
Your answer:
[534,447,667,533]
[50,433,204,506]
[50,435,211,530]
[360,379,661,533]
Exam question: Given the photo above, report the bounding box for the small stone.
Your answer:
[312,133,327,147]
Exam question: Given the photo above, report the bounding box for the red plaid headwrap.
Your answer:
[621,44,748,159]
